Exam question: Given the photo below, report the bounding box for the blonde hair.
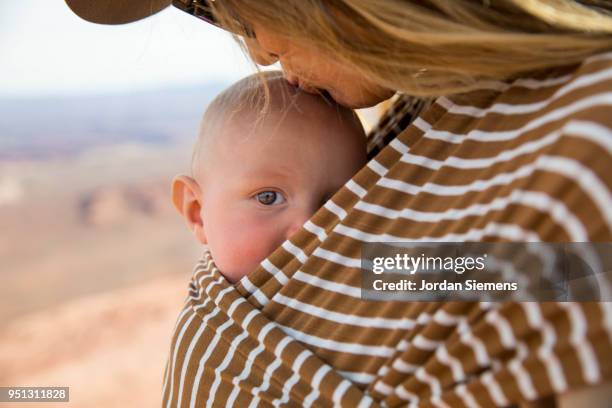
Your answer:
[192,71,284,177]
[211,0,612,96]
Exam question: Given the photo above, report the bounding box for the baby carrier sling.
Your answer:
[162,54,612,407]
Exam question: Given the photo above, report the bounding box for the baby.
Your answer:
[172,72,366,283]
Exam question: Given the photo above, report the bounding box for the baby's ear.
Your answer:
[171,175,207,245]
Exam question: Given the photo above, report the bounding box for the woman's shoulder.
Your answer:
[370,51,612,150]
[564,51,612,88]
[425,51,612,140]
[473,51,612,127]
[365,52,612,241]
[515,51,612,123]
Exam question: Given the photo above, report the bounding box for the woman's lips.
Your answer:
[319,89,333,101]
[284,73,332,99]
[285,74,299,87]
[299,83,318,93]
[284,73,318,94]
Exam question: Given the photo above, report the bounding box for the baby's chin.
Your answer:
[218,263,259,284]
[210,246,268,284]
[220,269,245,284]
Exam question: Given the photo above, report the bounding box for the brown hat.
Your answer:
[64,0,172,25]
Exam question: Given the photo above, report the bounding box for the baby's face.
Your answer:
[198,105,365,283]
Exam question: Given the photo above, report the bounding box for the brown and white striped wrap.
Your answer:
[162,52,612,407]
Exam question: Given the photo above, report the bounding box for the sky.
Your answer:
[0,0,259,98]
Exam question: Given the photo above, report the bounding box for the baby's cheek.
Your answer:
[215,217,282,282]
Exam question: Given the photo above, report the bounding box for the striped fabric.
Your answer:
[162,52,612,407]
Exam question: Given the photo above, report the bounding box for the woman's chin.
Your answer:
[328,88,393,109]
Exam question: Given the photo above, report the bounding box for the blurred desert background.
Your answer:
[0,81,383,408]
[0,3,385,405]
[0,85,225,407]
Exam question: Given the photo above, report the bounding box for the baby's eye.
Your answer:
[255,190,286,206]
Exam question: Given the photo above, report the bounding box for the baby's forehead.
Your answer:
[193,73,364,180]
[204,86,339,146]
[213,108,315,156]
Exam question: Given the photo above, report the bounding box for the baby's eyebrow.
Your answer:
[245,166,296,180]
[232,168,293,193]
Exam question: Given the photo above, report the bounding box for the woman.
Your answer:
[66,1,612,406]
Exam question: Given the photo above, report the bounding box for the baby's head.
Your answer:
[172,71,366,283]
